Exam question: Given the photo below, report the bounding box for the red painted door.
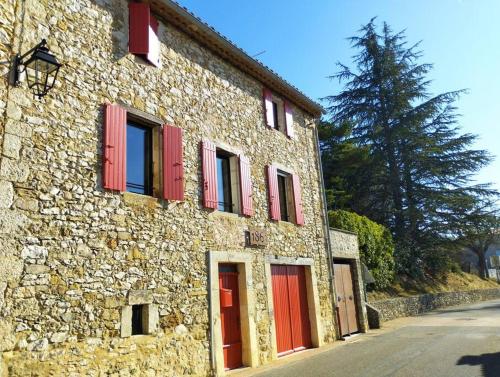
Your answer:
[271,265,311,356]
[219,264,242,370]
[287,266,312,351]
[271,265,293,354]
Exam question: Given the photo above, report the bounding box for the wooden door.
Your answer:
[341,264,359,333]
[219,264,242,370]
[333,263,349,336]
[271,265,294,354]
[287,266,312,351]
[334,262,359,336]
[271,265,311,356]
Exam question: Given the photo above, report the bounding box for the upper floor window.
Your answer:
[201,140,253,216]
[277,172,290,222]
[267,165,304,225]
[127,122,153,195]
[216,152,233,212]
[103,104,184,201]
[272,101,280,131]
[263,88,295,138]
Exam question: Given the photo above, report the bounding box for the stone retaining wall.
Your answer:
[368,288,500,326]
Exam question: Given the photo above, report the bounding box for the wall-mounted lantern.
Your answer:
[14,39,62,98]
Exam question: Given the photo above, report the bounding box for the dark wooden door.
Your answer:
[219,264,242,370]
[334,262,359,336]
[271,265,311,356]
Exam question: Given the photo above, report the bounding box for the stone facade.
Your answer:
[0,1,334,376]
[368,288,500,325]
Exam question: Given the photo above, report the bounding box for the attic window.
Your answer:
[129,3,161,67]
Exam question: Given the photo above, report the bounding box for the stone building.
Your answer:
[0,1,364,376]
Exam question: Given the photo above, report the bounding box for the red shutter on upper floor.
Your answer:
[129,3,161,67]
[103,103,127,192]
[162,125,184,201]
[284,101,294,138]
[266,165,281,221]
[292,174,304,225]
[239,154,253,216]
[202,140,218,209]
[263,88,274,128]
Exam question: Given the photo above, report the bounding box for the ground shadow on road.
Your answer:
[457,352,500,377]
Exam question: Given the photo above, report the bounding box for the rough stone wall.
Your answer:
[370,288,500,324]
[329,228,359,259]
[0,0,16,157]
[0,0,334,376]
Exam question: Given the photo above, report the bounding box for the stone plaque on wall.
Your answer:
[246,227,268,247]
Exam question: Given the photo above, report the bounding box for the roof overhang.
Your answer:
[148,0,324,117]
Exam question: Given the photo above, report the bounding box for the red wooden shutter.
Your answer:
[103,104,127,192]
[266,165,281,221]
[239,154,253,216]
[202,140,218,209]
[263,88,274,128]
[284,101,294,138]
[147,15,160,67]
[162,125,184,201]
[292,174,304,225]
[129,3,161,67]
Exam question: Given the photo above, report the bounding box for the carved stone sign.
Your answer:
[246,227,268,247]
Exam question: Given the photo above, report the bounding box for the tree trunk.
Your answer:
[477,249,488,279]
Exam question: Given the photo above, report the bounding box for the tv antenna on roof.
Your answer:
[252,50,266,59]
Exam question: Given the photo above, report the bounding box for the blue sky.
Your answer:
[176,0,499,191]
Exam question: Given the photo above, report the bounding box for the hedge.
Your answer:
[329,210,395,289]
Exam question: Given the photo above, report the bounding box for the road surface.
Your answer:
[255,299,500,377]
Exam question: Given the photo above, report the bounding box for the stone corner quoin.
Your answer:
[0,1,358,376]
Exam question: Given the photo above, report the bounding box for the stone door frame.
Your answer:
[209,251,258,376]
[264,256,324,360]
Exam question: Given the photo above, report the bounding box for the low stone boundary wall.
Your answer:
[367,288,500,327]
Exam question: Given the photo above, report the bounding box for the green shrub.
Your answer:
[329,210,395,289]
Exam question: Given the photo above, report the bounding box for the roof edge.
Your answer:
[149,0,324,117]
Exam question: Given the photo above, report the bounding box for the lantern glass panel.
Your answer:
[24,49,60,97]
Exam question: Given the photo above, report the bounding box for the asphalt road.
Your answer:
[255,299,500,377]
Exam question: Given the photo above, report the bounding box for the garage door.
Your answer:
[271,265,312,356]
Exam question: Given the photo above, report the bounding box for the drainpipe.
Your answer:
[311,119,338,333]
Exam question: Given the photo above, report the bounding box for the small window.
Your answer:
[215,150,242,214]
[125,117,162,197]
[127,122,153,195]
[271,96,285,132]
[132,304,145,335]
[272,101,280,130]
[217,153,233,212]
[277,171,295,222]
